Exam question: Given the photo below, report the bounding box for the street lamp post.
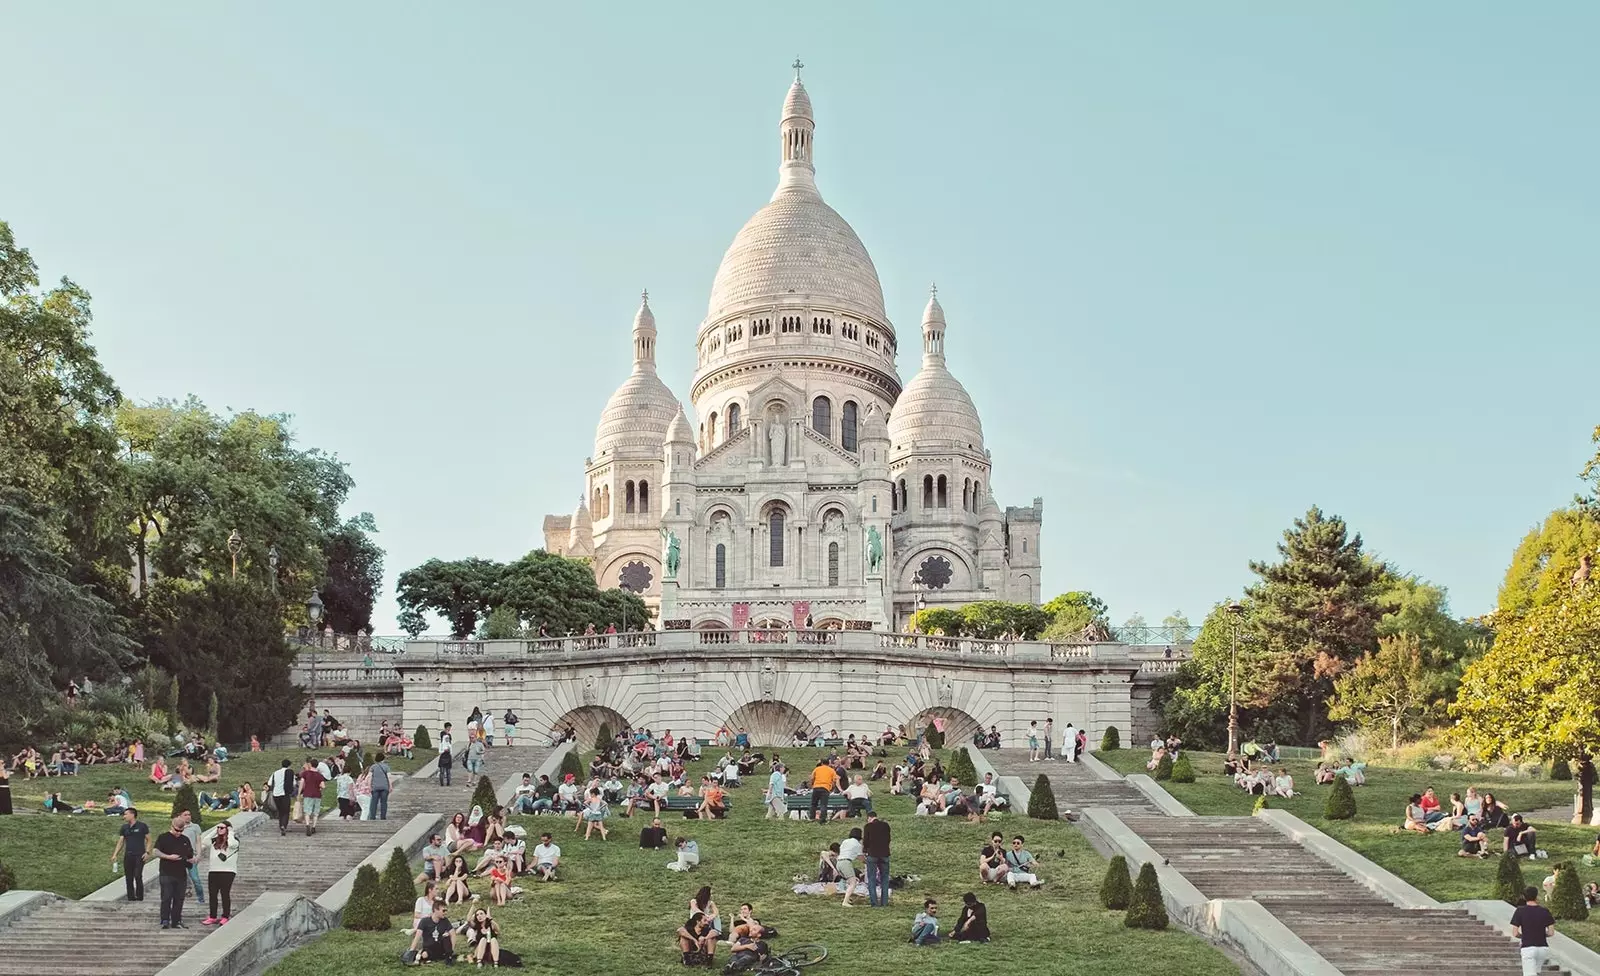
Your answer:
[227,529,243,579]
[306,588,324,706]
[267,545,279,593]
[1225,601,1245,761]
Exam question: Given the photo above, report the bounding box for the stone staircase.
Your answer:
[987,749,1163,817]
[1120,815,1570,976]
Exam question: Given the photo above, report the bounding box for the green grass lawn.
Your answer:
[266,748,1241,976]
[0,747,427,899]
[1096,748,1600,950]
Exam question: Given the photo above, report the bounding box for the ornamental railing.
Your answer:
[287,630,408,654]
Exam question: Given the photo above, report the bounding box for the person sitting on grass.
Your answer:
[459,907,518,967]
[1458,816,1488,858]
[148,757,170,787]
[1418,787,1445,826]
[407,881,439,934]
[724,930,770,972]
[1403,795,1432,834]
[1004,836,1043,889]
[197,788,239,812]
[531,833,560,881]
[731,903,775,941]
[697,777,727,820]
[974,773,1006,815]
[1479,792,1510,829]
[1584,834,1600,869]
[953,891,990,943]
[406,901,455,966]
[1334,758,1366,786]
[238,783,257,813]
[668,836,701,872]
[486,855,513,906]
[1504,814,1541,859]
[910,898,940,946]
[440,855,472,904]
[979,832,1010,885]
[1314,762,1337,785]
[688,886,721,936]
[639,817,669,850]
[817,843,841,884]
[676,912,718,967]
[195,757,222,784]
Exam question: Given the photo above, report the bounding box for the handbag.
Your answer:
[290,796,302,820]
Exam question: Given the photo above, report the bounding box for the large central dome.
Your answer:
[706,196,887,324]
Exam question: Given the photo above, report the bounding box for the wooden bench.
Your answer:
[781,793,859,818]
[653,794,734,817]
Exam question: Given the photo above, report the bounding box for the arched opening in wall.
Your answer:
[709,411,719,446]
[906,705,985,748]
[973,480,982,508]
[922,475,933,509]
[727,402,741,434]
[841,401,858,452]
[898,479,907,513]
[963,478,972,511]
[550,705,631,751]
[937,475,948,508]
[811,617,845,630]
[724,700,816,748]
[695,620,729,631]
[812,396,832,440]
[591,487,601,514]
[639,480,649,512]
[601,485,611,518]
[625,480,636,514]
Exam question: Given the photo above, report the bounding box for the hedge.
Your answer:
[380,846,416,915]
[1100,726,1121,752]
[1170,754,1195,783]
[414,725,432,751]
[1494,852,1526,905]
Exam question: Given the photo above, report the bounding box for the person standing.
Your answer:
[1026,721,1040,762]
[111,807,149,901]
[502,709,518,748]
[808,758,837,824]
[1063,721,1078,762]
[179,809,205,908]
[265,759,298,836]
[862,809,891,907]
[482,712,495,749]
[1511,885,1556,976]
[200,821,238,925]
[1043,718,1054,761]
[437,723,454,787]
[299,759,326,835]
[152,815,196,929]
[368,755,392,821]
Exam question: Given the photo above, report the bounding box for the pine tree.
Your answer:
[1324,773,1357,820]
[1124,862,1168,930]
[1170,754,1195,783]
[470,774,497,813]
[0,859,15,894]
[1027,774,1059,820]
[172,784,203,827]
[1494,852,1526,905]
[380,847,416,915]
[1099,855,1133,909]
[948,747,977,786]
[1153,753,1174,781]
[559,751,583,782]
[925,723,945,749]
[342,864,391,930]
[1551,758,1572,781]
[414,725,432,751]
[1549,863,1589,921]
[1100,726,1121,751]
[595,722,613,753]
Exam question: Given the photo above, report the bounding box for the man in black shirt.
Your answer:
[111,808,150,901]
[151,816,196,928]
[639,817,669,850]
[1504,814,1539,858]
[408,901,456,964]
[1510,886,1555,975]
[862,810,891,907]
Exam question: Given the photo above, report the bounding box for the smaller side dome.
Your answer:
[887,285,984,454]
[782,79,813,123]
[665,405,694,445]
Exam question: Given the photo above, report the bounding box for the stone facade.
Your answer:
[543,68,1044,630]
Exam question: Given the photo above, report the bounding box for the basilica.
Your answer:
[542,67,1043,631]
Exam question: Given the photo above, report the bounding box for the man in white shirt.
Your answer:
[845,775,873,818]
[558,776,581,813]
[1062,722,1077,762]
[976,773,1007,814]
[265,760,297,836]
[765,765,788,819]
[482,713,495,748]
[512,773,538,814]
[531,833,560,881]
[838,827,864,906]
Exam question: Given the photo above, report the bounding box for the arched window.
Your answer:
[963,478,972,511]
[769,508,785,567]
[937,475,948,508]
[727,402,741,434]
[601,484,611,518]
[841,401,858,452]
[1022,538,1028,553]
[812,396,832,439]
[625,480,636,514]
[899,479,908,513]
[828,542,840,586]
[591,487,601,513]
[639,480,649,512]
[973,480,982,509]
[709,411,719,446]
[922,475,933,509]
[715,544,727,589]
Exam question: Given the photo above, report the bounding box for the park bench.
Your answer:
[781,792,858,818]
[652,794,734,818]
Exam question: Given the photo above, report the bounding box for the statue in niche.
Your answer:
[938,675,953,707]
[767,420,787,466]
[866,525,884,575]
[661,527,680,580]
[824,510,844,534]
[582,675,597,705]
[760,663,777,701]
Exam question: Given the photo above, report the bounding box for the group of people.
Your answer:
[109,806,241,928]
[1396,786,1549,860]
[415,814,554,908]
[1026,718,1086,763]
[405,899,522,967]
[1146,735,1185,771]
[258,751,396,833]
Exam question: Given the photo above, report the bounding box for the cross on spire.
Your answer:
[641,288,649,305]
[792,57,804,80]
[930,282,938,298]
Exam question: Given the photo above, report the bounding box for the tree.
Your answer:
[494,550,648,636]
[319,513,384,633]
[395,557,502,638]
[1325,774,1357,820]
[1494,852,1526,905]
[924,723,945,749]
[479,605,522,640]
[342,864,390,930]
[1153,753,1173,781]
[1099,855,1133,909]
[141,576,303,743]
[1499,508,1600,618]
[1151,599,1293,750]
[1100,726,1120,751]
[1119,613,1148,634]
[413,725,432,751]
[1549,864,1589,921]
[470,775,498,814]
[948,747,977,786]
[1328,635,1438,749]
[1027,774,1058,820]
[1170,754,1195,783]
[1124,862,1168,930]
[380,846,416,915]
[1246,507,1385,741]
[1040,591,1110,640]
[595,722,614,753]
[171,784,203,826]
[909,607,964,635]
[1160,611,1193,639]
[559,751,583,781]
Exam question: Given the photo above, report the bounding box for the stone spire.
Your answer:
[921,283,946,365]
[632,289,657,372]
[775,60,818,201]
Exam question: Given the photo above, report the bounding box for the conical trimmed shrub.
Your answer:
[470,774,498,814]
[1324,773,1357,820]
[948,747,978,786]
[1549,863,1589,921]
[1153,753,1174,781]
[1100,726,1121,752]
[1027,774,1059,820]
[380,846,416,915]
[1100,855,1133,909]
[1253,795,1270,814]
[1551,759,1572,781]
[1494,851,1526,905]
[1170,754,1196,783]
[0,859,15,894]
[343,864,391,930]
[594,722,613,753]
[559,750,583,781]
[414,725,432,751]
[924,723,945,749]
[172,784,203,827]
[1124,862,1168,930]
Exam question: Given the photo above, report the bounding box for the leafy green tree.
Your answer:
[342,864,390,930]
[1252,794,1270,813]
[1328,635,1440,749]
[957,601,1051,640]
[1124,862,1168,930]
[495,549,648,635]
[1170,754,1195,783]
[1325,774,1357,820]
[479,605,522,640]
[1040,591,1110,640]
[395,557,502,638]
[1100,726,1120,751]
[1160,611,1193,638]
[909,607,964,635]
[1551,759,1572,781]
[1494,852,1526,905]
[1549,863,1589,921]
[142,576,303,743]
[1246,507,1386,741]
[380,847,416,915]
[1119,613,1147,633]
[1027,774,1058,820]
[1151,599,1286,749]
[319,513,384,633]
[1498,508,1600,618]
[924,723,945,749]
[1100,855,1133,909]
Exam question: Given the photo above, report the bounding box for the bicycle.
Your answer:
[750,943,827,975]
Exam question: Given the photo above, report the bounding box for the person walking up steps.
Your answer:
[1063,721,1078,762]
[437,723,454,787]
[265,760,297,836]
[111,807,149,901]
[368,754,391,821]
[298,759,325,835]
[1511,885,1556,976]
[1043,718,1054,761]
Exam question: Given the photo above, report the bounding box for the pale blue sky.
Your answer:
[6,4,1596,632]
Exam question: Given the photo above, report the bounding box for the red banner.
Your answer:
[732,603,751,630]
[792,601,811,628]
